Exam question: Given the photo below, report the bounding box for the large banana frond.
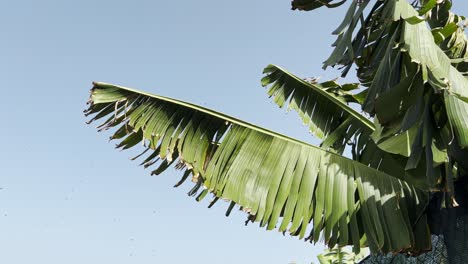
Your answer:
[261,64,372,143]
[86,82,430,254]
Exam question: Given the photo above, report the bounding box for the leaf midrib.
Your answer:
[93,82,318,148]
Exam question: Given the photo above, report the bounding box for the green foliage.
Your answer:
[85,0,468,258]
[317,246,370,264]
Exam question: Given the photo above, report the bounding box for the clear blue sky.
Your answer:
[1,1,467,264]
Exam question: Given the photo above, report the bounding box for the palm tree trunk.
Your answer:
[439,176,468,264]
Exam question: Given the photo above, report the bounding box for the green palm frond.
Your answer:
[86,82,430,254]
[366,0,468,188]
[261,64,373,157]
[395,0,468,99]
[261,65,430,188]
[261,64,372,143]
[326,0,468,146]
[313,0,467,188]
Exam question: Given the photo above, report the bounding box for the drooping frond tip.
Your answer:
[291,0,347,11]
[86,82,431,254]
